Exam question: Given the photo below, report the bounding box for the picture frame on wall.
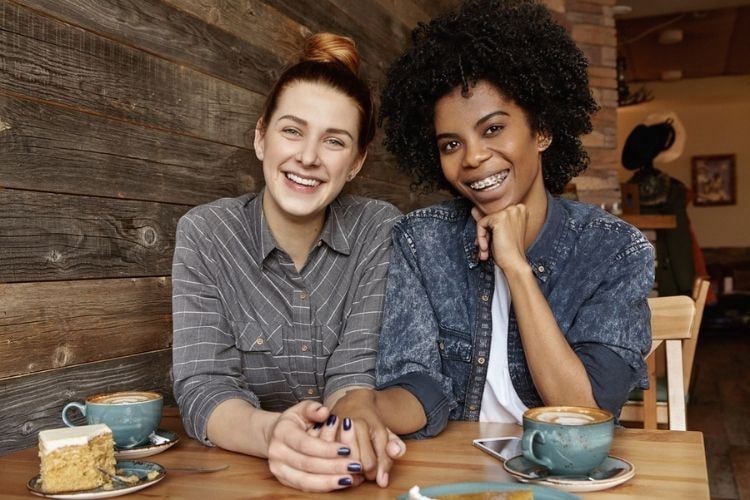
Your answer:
[691,154,736,206]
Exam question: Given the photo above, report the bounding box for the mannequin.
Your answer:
[622,117,694,296]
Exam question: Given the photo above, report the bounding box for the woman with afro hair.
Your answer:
[332,0,654,473]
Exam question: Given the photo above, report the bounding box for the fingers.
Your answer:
[371,426,396,487]
[270,460,362,493]
[339,418,362,475]
[386,429,406,459]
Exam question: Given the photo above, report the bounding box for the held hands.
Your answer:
[330,389,406,487]
[266,400,362,492]
[471,204,529,270]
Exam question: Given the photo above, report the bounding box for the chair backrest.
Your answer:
[646,294,696,430]
[683,277,710,393]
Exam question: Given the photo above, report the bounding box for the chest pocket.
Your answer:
[437,324,472,403]
[437,324,472,362]
[234,318,284,355]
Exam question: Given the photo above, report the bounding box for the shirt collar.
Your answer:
[250,191,353,264]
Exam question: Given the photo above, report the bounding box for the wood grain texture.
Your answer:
[260,0,404,83]
[0,0,260,147]
[0,417,711,498]
[0,349,174,453]
[164,0,310,66]
[0,190,188,282]
[0,277,172,378]
[14,0,283,94]
[0,94,260,204]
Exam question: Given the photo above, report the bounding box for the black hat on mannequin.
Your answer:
[622,112,686,170]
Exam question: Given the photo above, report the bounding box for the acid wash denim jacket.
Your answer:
[376,194,654,439]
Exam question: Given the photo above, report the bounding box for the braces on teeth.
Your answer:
[471,172,508,190]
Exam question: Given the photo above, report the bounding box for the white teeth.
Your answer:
[470,171,509,190]
[286,172,321,187]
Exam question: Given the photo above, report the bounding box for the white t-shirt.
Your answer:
[479,266,529,423]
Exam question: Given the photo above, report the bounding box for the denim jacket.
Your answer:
[376,194,654,438]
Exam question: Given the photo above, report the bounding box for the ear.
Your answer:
[346,151,367,182]
[537,132,552,152]
[253,119,265,161]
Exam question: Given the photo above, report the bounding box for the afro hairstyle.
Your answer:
[378,0,599,194]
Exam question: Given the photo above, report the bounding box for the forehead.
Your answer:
[434,80,526,129]
[272,81,360,131]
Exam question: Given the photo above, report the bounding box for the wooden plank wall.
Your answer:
[0,0,617,453]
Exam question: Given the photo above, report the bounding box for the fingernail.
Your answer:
[347,462,361,472]
[338,477,352,486]
[382,472,389,485]
[337,447,350,456]
[343,417,352,431]
[312,422,323,430]
[326,414,337,426]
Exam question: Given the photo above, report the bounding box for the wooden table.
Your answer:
[1,408,709,499]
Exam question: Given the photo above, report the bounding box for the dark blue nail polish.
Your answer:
[347,462,361,472]
[312,422,322,430]
[343,417,352,431]
[338,477,352,486]
[337,447,350,456]
[326,414,337,426]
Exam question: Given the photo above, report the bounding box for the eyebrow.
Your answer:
[435,110,510,140]
[277,114,354,140]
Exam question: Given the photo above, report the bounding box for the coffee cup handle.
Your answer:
[62,402,86,427]
[522,429,554,469]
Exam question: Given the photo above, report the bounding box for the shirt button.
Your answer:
[301,344,309,352]
[438,340,445,351]
[480,294,490,302]
[255,338,264,345]
[316,241,322,247]
[477,356,486,365]
[299,292,308,300]
[537,265,545,272]
[307,388,315,395]
[469,404,477,411]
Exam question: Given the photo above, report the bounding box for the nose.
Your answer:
[463,140,491,169]
[297,138,321,168]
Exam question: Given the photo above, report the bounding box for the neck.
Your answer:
[263,197,325,272]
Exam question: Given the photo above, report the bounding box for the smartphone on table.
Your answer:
[472,436,522,462]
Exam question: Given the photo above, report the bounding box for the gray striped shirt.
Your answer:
[172,191,401,444]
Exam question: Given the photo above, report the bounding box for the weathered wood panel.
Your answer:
[0,350,174,453]
[345,176,451,213]
[0,94,259,204]
[15,0,284,94]
[164,0,310,67]
[0,277,172,378]
[0,0,259,147]
[261,0,406,84]
[0,190,187,282]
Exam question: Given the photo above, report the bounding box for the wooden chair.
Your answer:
[620,277,710,430]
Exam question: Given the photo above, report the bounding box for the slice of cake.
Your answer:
[38,423,116,493]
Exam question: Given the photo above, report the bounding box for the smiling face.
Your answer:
[254,81,365,226]
[434,80,550,218]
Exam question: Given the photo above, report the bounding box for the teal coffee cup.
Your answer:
[62,391,163,449]
[521,406,614,476]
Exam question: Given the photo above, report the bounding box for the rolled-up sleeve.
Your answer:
[376,223,455,439]
[171,214,259,446]
[323,205,401,400]
[568,239,654,417]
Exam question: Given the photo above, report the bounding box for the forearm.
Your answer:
[206,399,280,458]
[332,387,426,436]
[505,264,597,407]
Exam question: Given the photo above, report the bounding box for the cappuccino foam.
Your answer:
[536,411,595,425]
[90,392,160,405]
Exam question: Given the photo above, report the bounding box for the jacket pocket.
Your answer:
[437,324,472,403]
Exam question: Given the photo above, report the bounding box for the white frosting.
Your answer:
[408,486,436,500]
[39,424,112,454]
[537,411,595,425]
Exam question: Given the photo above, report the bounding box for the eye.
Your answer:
[439,140,461,154]
[324,137,346,148]
[484,124,504,136]
[282,127,302,137]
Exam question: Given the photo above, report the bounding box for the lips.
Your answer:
[468,171,509,191]
[285,172,322,187]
